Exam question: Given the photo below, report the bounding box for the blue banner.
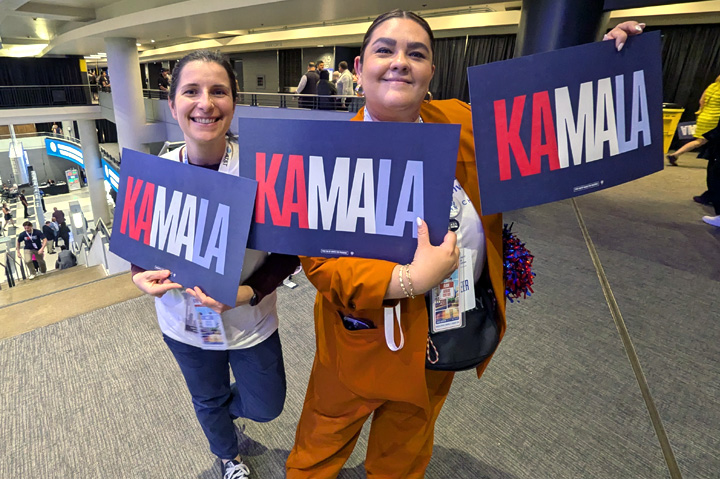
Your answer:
[45,138,84,167]
[102,159,120,192]
[237,118,460,264]
[468,31,663,214]
[109,149,258,306]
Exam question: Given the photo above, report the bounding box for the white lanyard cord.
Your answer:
[383,303,404,351]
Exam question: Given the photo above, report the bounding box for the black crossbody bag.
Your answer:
[425,269,500,371]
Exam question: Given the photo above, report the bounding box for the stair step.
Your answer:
[0,265,108,307]
[0,272,144,340]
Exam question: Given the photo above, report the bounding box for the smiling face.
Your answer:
[355,17,435,123]
[169,60,234,153]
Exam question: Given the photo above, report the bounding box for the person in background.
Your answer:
[296,61,320,109]
[49,217,60,248]
[52,206,65,224]
[667,74,720,166]
[18,190,29,218]
[332,70,340,85]
[99,71,111,92]
[316,69,338,110]
[285,10,645,479]
[17,221,47,279]
[158,68,170,99]
[316,60,325,72]
[42,221,56,254]
[2,202,15,231]
[130,49,299,479]
[336,61,354,109]
[694,121,720,226]
[55,217,70,249]
[55,244,77,270]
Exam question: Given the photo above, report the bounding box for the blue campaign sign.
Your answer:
[677,121,696,140]
[109,149,258,305]
[468,31,663,215]
[237,118,460,264]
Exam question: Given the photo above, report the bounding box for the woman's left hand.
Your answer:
[603,21,646,51]
[186,286,231,314]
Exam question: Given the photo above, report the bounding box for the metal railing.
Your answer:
[77,217,113,271]
[141,88,365,112]
[1,84,365,112]
[0,84,96,109]
[1,248,29,290]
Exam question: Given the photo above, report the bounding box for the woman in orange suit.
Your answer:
[286,10,645,479]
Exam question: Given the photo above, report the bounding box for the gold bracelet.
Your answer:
[405,264,415,299]
[398,264,411,298]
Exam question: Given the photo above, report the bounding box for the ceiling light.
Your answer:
[150,39,155,43]
[136,43,141,47]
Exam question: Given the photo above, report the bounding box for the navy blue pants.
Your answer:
[164,330,286,459]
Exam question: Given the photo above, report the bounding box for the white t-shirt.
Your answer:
[154,140,279,350]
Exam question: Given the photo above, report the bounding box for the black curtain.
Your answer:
[96,119,118,144]
[653,24,720,123]
[461,34,516,102]
[429,37,468,101]
[0,56,89,108]
[279,49,302,92]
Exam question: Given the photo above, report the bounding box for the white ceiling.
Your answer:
[1,0,720,60]
[0,0,513,56]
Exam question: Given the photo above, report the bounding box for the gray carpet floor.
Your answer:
[1,155,718,478]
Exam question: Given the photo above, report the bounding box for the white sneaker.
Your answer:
[702,215,720,227]
[28,274,36,280]
[223,459,250,479]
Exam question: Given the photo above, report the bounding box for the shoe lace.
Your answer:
[224,461,250,479]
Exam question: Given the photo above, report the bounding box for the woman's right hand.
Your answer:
[407,218,460,295]
[132,269,183,297]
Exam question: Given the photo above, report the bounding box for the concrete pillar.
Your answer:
[78,119,111,224]
[515,0,605,57]
[61,120,74,139]
[104,37,148,155]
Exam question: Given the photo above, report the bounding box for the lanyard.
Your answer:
[181,141,231,166]
[383,303,405,351]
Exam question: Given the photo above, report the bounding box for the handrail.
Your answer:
[47,133,121,169]
[78,216,111,255]
[0,131,121,168]
[1,249,28,289]
[0,84,93,89]
[94,217,112,239]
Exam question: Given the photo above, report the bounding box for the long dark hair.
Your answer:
[169,50,238,103]
[359,9,435,64]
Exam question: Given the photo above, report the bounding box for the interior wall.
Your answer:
[230,51,279,93]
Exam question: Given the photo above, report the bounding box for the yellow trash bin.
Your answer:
[662,107,685,155]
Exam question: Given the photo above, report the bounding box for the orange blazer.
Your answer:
[300,99,506,410]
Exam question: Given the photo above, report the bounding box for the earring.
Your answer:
[424,91,433,103]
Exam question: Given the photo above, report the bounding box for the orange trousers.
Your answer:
[286,357,455,479]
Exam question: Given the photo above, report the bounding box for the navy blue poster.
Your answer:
[468,31,663,215]
[237,118,460,264]
[109,149,258,305]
